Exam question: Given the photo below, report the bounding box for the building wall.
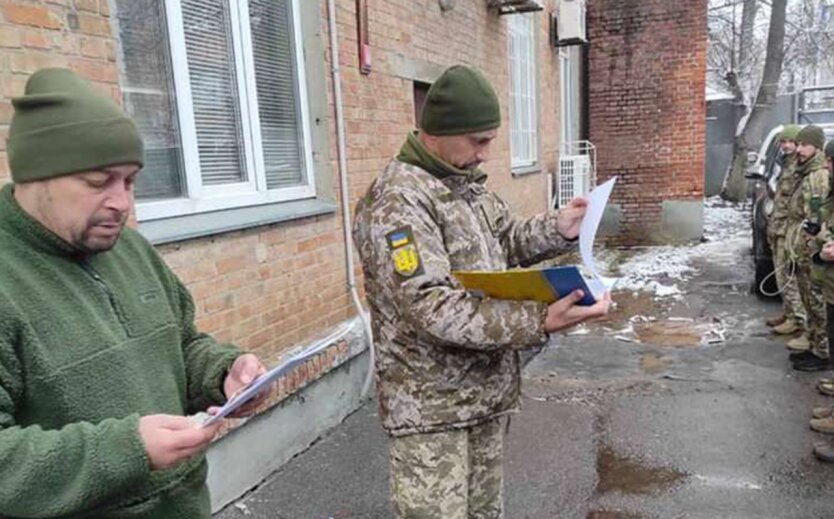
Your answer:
[587,0,708,244]
[0,0,560,398]
[335,0,560,223]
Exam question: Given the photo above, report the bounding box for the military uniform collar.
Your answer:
[397,131,488,188]
[796,150,825,176]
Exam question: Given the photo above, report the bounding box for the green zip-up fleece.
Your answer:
[0,184,241,518]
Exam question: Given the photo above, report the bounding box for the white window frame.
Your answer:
[508,13,538,171]
[135,0,316,222]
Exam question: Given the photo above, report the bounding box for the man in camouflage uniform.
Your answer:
[767,124,805,335]
[804,140,834,460]
[353,65,611,518]
[786,125,831,371]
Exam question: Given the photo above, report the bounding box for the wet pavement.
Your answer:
[215,213,834,518]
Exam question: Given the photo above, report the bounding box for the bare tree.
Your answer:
[721,0,787,201]
[738,0,758,79]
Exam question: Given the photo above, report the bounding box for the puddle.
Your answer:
[634,320,702,346]
[632,319,725,347]
[587,291,665,333]
[640,353,670,374]
[597,314,726,347]
[587,511,643,519]
[596,445,686,495]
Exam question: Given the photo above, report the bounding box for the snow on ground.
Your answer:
[596,197,751,300]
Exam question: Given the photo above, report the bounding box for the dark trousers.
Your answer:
[828,303,834,354]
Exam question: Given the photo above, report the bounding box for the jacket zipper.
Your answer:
[79,261,128,337]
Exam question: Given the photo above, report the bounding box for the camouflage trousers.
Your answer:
[389,417,504,519]
[797,260,829,358]
[770,234,806,325]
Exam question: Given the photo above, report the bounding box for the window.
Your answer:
[112,0,315,222]
[508,13,538,171]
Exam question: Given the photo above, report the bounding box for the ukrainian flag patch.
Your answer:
[389,231,410,248]
[386,226,423,278]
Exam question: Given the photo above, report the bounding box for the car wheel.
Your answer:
[754,256,779,300]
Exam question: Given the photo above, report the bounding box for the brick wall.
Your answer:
[0,1,121,185]
[335,0,559,220]
[0,1,561,396]
[587,0,707,244]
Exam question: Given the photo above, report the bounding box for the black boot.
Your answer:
[794,355,833,372]
[790,351,817,363]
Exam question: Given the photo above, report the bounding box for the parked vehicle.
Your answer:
[745,124,834,297]
[745,126,783,297]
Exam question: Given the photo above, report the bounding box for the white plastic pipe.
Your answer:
[326,0,375,398]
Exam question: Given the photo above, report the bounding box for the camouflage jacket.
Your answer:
[812,190,834,303]
[353,151,575,436]
[769,153,797,237]
[786,151,829,261]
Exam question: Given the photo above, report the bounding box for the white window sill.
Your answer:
[138,197,337,244]
[511,164,542,177]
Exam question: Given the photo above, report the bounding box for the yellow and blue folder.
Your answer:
[452,266,599,306]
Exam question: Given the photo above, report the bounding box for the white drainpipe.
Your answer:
[326,0,375,397]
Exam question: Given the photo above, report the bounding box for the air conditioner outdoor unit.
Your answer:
[558,153,592,207]
[557,0,587,46]
[487,0,543,15]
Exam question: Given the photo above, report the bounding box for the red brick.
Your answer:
[74,0,99,13]
[70,58,117,83]
[76,13,109,36]
[10,52,67,73]
[80,37,106,58]
[2,6,63,30]
[0,27,22,48]
[23,30,51,50]
[0,152,9,183]
[0,102,12,125]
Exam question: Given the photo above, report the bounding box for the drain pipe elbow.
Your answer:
[326,0,375,399]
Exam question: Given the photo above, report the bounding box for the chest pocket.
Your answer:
[478,197,502,238]
[117,283,176,338]
[442,193,508,271]
[476,196,508,268]
[87,259,178,339]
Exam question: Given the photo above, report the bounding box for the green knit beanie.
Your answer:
[797,124,826,151]
[420,65,501,136]
[825,140,834,159]
[780,124,801,141]
[7,68,144,183]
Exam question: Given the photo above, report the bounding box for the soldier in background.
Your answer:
[353,65,610,518]
[805,139,834,460]
[786,125,831,371]
[767,125,806,336]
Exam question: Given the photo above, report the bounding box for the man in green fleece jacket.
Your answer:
[0,68,270,518]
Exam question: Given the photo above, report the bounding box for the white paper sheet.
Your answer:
[578,177,617,296]
[201,322,352,427]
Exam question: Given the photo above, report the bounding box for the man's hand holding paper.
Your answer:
[556,196,589,240]
[214,353,271,419]
[545,180,619,329]
[544,289,612,333]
